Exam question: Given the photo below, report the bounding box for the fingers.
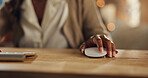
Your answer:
[93,35,104,52]
[100,35,116,57]
[112,43,116,57]
[80,35,118,58]
[106,40,112,57]
[80,42,86,54]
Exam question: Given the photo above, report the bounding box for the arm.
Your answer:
[80,0,117,57]
[82,0,111,40]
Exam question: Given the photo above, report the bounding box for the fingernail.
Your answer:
[108,51,112,58]
[116,51,118,54]
[81,49,85,53]
[100,47,104,52]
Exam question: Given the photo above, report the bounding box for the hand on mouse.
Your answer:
[80,35,118,57]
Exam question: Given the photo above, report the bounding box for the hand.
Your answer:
[80,35,118,57]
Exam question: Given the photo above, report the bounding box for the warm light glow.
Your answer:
[107,23,116,31]
[127,0,140,27]
[96,0,105,8]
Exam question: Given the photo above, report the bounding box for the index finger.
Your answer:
[93,35,104,53]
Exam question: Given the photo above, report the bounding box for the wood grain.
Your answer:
[0,47,148,78]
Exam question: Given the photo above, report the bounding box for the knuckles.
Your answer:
[106,39,111,43]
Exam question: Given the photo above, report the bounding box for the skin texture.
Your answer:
[32,0,47,25]
[80,35,118,58]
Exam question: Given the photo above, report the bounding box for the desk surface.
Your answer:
[0,48,148,78]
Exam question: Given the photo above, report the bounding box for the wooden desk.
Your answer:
[0,48,148,78]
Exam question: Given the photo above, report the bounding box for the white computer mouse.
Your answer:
[85,47,107,58]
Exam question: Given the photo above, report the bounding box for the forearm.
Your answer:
[82,0,111,40]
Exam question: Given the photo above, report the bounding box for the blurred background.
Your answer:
[100,0,148,50]
[0,0,4,6]
[0,0,148,50]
